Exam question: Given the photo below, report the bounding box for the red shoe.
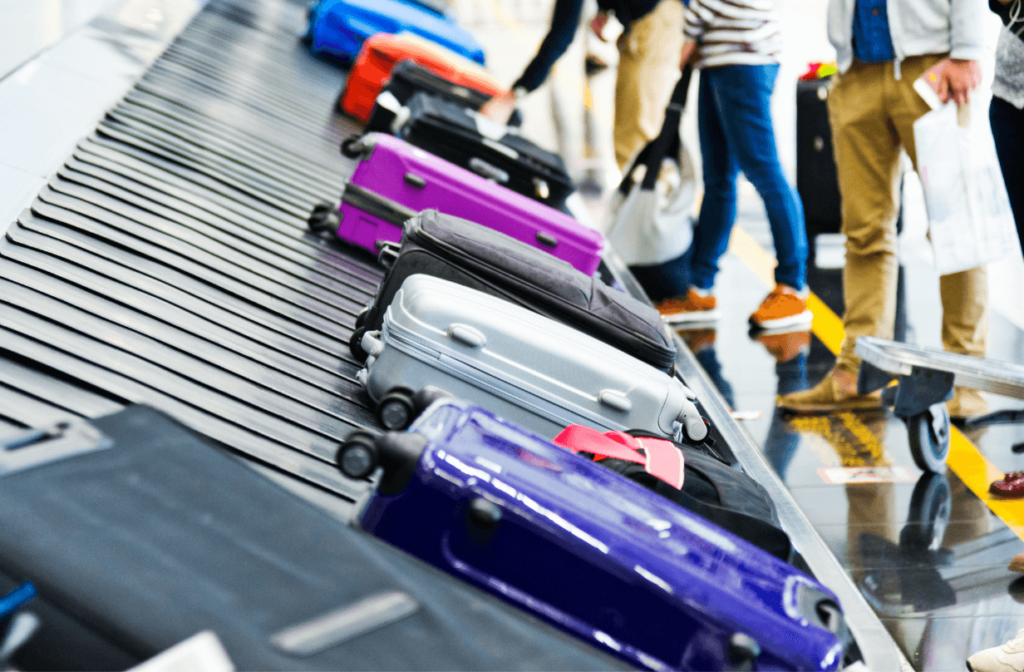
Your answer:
[990,471,1024,498]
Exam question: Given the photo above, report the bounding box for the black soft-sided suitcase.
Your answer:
[0,406,623,672]
[796,78,842,238]
[350,210,676,373]
[598,430,792,561]
[395,92,574,209]
[365,60,522,134]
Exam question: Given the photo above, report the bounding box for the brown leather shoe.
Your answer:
[777,373,883,413]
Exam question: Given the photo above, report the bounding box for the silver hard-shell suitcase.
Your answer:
[356,274,707,442]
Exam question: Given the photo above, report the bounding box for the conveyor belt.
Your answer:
[0,0,379,510]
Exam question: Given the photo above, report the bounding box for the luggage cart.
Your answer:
[855,336,1024,472]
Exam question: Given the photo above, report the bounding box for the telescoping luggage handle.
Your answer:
[617,65,694,197]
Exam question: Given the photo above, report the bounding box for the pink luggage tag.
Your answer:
[552,425,684,490]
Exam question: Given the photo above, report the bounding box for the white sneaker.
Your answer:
[968,629,1024,671]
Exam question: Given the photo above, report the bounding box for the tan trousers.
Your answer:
[828,55,989,374]
[613,0,685,170]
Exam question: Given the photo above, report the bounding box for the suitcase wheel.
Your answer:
[349,326,368,363]
[336,430,381,479]
[378,388,417,430]
[340,136,365,159]
[307,204,340,234]
[412,386,454,413]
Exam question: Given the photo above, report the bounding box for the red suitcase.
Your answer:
[338,33,506,122]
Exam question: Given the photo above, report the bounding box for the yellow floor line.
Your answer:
[728,227,1024,541]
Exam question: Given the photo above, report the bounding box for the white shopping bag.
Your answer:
[604,70,697,266]
[913,86,1017,275]
[605,139,698,266]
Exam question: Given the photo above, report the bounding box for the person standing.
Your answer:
[988,0,1024,256]
[481,0,684,170]
[777,0,991,417]
[653,0,813,332]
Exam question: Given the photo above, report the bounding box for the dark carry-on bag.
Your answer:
[350,210,675,373]
[796,77,842,238]
[394,92,574,209]
[0,406,623,671]
[336,400,854,671]
[552,425,792,561]
[366,60,523,134]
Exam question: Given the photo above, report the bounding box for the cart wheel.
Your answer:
[906,404,951,474]
[899,472,951,551]
[378,389,416,430]
[349,326,368,363]
[336,430,380,479]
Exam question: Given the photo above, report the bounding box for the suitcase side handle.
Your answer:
[403,172,426,189]
[598,390,632,413]
[468,157,510,184]
[447,324,487,348]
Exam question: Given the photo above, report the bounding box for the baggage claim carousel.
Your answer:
[0,0,906,668]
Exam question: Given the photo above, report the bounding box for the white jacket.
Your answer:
[828,0,988,74]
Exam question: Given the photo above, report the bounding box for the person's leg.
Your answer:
[831,62,903,377]
[778,62,901,411]
[688,68,740,291]
[990,96,1024,256]
[612,0,684,169]
[704,64,808,291]
[892,55,990,419]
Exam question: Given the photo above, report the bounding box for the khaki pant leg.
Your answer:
[613,0,684,170]
[829,62,903,374]
[889,55,990,360]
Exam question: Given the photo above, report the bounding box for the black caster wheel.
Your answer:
[906,403,951,474]
[353,305,370,330]
[307,204,339,234]
[336,430,380,479]
[340,136,364,159]
[412,386,453,412]
[349,326,368,363]
[378,388,416,430]
[899,472,951,550]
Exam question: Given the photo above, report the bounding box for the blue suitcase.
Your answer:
[336,400,856,671]
[305,0,486,65]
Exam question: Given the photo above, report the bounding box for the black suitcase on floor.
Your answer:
[796,78,842,238]
[350,210,676,373]
[0,406,622,672]
[365,61,522,134]
[394,92,574,209]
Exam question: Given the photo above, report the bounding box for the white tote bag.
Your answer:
[604,69,698,266]
[913,88,1017,275]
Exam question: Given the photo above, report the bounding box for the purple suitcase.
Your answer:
[336,400,857,671]
[310,133,605,276]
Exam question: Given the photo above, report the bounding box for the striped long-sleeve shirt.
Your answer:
[684,0,782,69]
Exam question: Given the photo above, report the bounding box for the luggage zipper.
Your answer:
[381,318,635,430]
[0,419,113,477]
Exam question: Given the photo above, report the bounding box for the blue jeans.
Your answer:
[990,96,1024,257]
[689,64,807,291]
